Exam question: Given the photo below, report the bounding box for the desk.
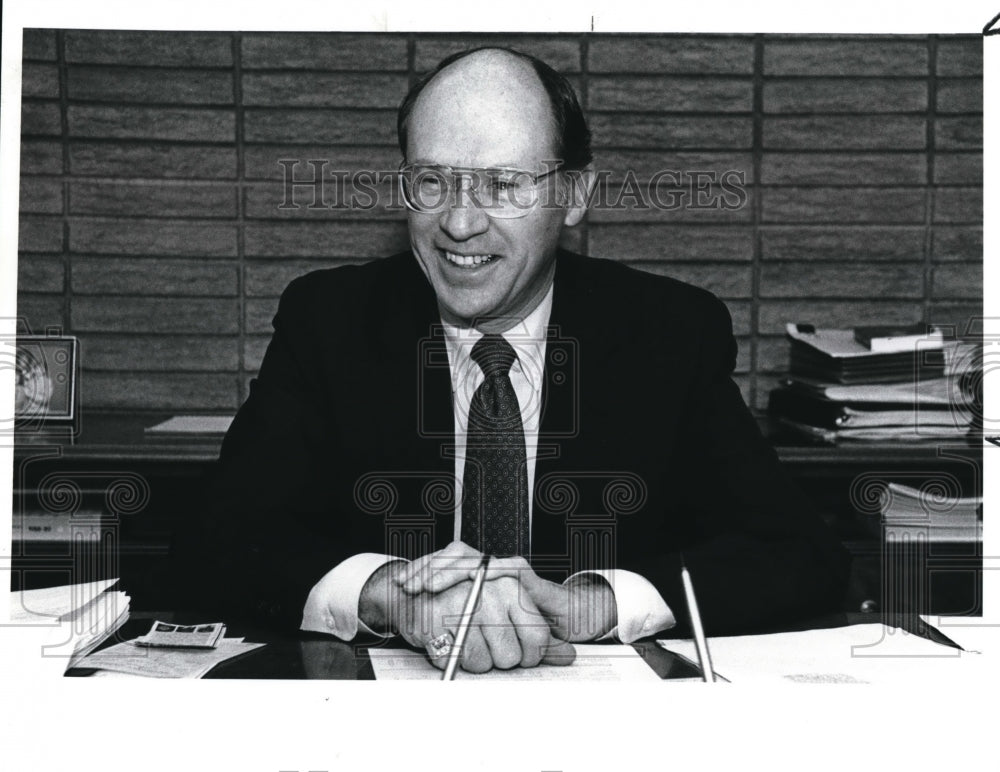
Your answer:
[65,613,704,680]
[12,412,983,615]
[64,609,956,680]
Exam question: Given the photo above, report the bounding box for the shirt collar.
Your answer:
[441,283,554,383]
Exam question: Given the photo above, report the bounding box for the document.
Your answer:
[8,579,130,673]
[368,644,662,681]
[76,637,265,678]
[134,620,227,649]
[785,375,961,405]
[144,415,233,435]
[9,578,119,623]
[658,623,986,684]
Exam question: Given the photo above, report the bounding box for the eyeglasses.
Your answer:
[398,162,564,219]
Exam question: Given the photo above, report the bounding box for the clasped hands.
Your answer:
[359,541,617,674]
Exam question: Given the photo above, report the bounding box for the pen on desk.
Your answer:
[442,554,490,681]
[680,562,716,683]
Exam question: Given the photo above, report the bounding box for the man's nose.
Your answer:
[438,192,490,241]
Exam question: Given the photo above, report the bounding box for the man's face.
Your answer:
[405,54,584,330]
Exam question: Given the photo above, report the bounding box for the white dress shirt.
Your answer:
[301,283,676,643]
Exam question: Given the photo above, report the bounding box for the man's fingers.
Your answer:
[460,626,492,674]
[509,609,550,668]
[396,552,434,594]
[541,637,576,666]
[480,618,523,670]
[399,544,464,593]
[505,581,555,668]
[473,558,566,630]
[465,579,519,671]
[424,555,486,594]
[404,556,482,595]
[396,541,482,594]
[472,556,535,586]
[395,542,453,589]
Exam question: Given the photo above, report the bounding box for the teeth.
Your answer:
[444,251,494,267]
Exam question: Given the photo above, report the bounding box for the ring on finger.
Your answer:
[428,631,454,658]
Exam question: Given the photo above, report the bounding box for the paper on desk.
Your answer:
[369,644,661,681]
[134,620,226,649]
[60,590,131,667]
[9,579,119,623]
[145,415,233,434]
[658,623,986,684]
[7,580,129,674]
[76,637,264,678]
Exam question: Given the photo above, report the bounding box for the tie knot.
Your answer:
[471,334,517,378]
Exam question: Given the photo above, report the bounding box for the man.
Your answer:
[192,47,849,674]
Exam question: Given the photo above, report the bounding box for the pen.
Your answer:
[681,563,716,683]
[442,554,490,680]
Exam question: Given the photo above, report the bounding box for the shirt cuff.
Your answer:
[569,569,676,644]
[300,553,408,640]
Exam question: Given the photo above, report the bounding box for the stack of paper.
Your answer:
[768,387,970,431]
[878,482,982,542]
[9,579,130,672]
[784,325,946,384]
[777,375,964,405]
[770,325,977,444]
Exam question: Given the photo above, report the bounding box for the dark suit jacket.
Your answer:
[185,249,849,635]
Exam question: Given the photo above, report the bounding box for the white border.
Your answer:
[1,2,996,771]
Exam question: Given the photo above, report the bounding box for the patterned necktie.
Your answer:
[460,334,529,557]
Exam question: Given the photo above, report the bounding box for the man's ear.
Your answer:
[561,166,595,228]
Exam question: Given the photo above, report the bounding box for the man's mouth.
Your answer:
[443,250,497,268]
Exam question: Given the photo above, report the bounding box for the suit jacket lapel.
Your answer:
[530,251,622,571]
[371,254,455,553]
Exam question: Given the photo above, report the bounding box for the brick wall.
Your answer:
[17,31,982,414]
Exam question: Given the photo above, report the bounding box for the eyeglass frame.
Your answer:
[397,161,565,219]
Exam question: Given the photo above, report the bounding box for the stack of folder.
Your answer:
[876,482,982,543]
[768,324,976,443]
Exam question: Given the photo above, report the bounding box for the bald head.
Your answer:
[397,46,592,170]
[406,50,558,168]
